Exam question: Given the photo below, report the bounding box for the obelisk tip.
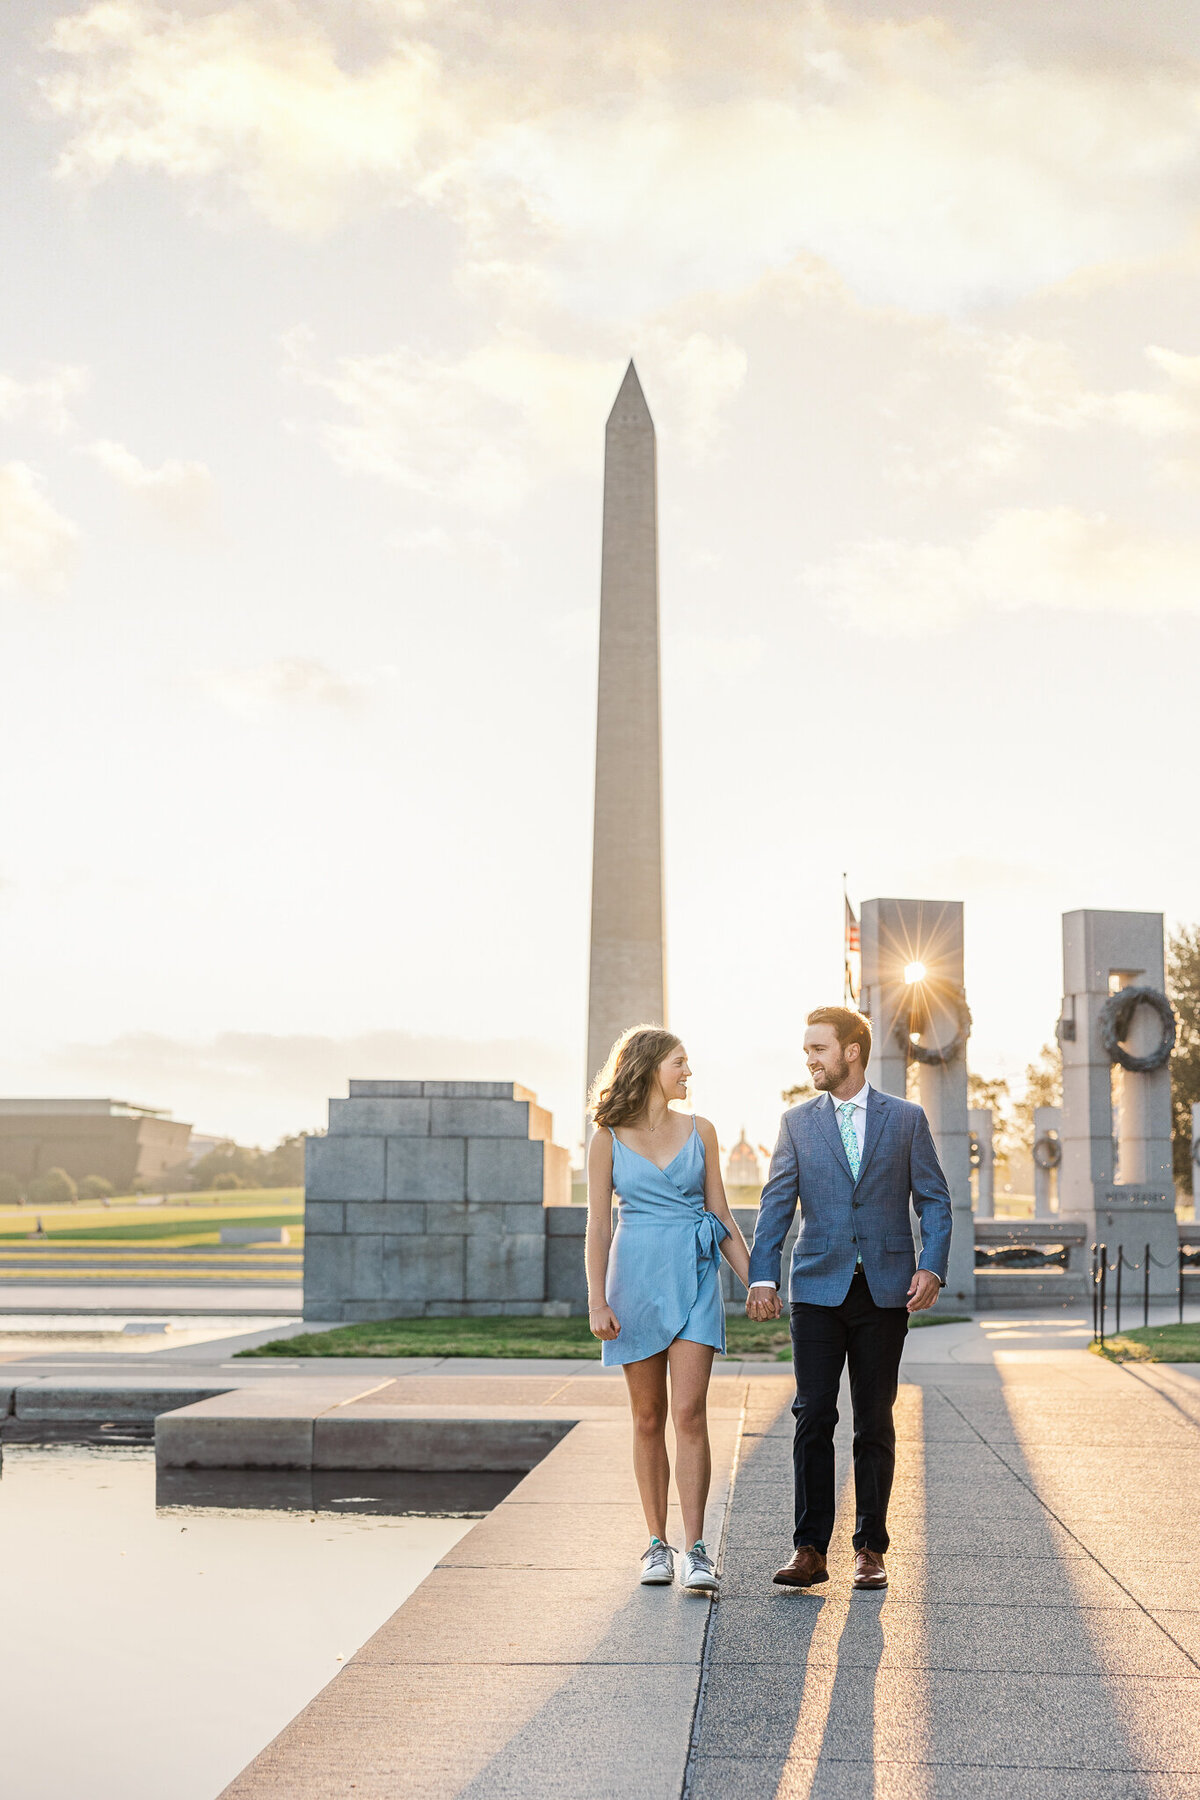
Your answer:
[607,358,653,430]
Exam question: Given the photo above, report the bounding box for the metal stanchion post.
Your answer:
[1181,1244,1186,1327]
[1091,1243,1098,1344]
[1115,1248,1123,1337]
[1144,1242,1150,1331]
[1099,1244,1108,1347]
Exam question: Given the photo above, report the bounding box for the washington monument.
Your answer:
[585,362,667,1095]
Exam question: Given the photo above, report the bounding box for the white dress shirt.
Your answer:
[749,1079,871,1292]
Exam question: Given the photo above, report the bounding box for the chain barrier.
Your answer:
[1091,1240,1186,1342]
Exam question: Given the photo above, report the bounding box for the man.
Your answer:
[747,1006,952,1591]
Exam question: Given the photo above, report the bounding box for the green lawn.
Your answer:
[0,1190,302,1245]
[240,1311,971,1360]
[0,1212,302,1244]
[1091,1323,1200,1363]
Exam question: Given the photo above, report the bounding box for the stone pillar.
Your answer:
[1058,911,1177,1298]
[860,898,975,1305]
[969,1108,994,1219]
[303,1081,570,1322]
[1033,1106,1062,1220]
[585,363,666,1101]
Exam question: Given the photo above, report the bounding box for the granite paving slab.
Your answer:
[687,1354,1200,1798]
[218,1395,745,1799]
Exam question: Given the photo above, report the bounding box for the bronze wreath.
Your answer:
[1097,986,1176,1074]
[894,990,972,1066]
[1033,1133,1062,1172]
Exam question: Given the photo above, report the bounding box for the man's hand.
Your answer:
[746,1285,783,1322]
[906,1269,940,1314]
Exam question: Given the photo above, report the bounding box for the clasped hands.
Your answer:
[746,1268,940,1319]
[745,1286,782,1321]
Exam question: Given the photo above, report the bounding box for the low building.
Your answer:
[0,1099,193,1192]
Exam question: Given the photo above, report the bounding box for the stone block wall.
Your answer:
[303,1081,570,1323]
[304,1083,798,1324]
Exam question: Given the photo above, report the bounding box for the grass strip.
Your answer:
[1091,1323,1200,1362]
[240,1310,971,1360]
[0,1214,302,1243]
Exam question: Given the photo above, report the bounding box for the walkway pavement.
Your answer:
[8,1309,1200,1795]
[0,1283,302,1314]
[688,1345,1200,1799]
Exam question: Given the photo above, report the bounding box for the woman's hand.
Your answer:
[589,1304,620,1341]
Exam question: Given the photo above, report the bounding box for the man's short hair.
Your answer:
[806,1005,872,1070]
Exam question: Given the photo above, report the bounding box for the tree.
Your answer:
[1166,924,1200,1193]
[78,1175,114,1201]
[212,1172,245,1191]
[256,1134,306,1186]
[967,1072,1016,1166]
[781,1079,815,1106]
[191,1141,258,1190]
[190,1132,310,1191]
[27,1167,77,1206]
[1013,1041,1062,1152]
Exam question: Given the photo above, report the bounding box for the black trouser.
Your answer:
[790,1267,909,1554]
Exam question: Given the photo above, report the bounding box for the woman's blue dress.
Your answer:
[601,1120,730,1368]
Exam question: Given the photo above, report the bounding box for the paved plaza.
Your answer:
[6,1311,1200,1796]
[692,1345,1200,1800]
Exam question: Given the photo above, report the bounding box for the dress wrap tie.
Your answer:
[696,1210,729,1266]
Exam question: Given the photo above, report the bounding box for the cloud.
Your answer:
[204,656,371,719]
[0,462,79,596]
[0,364,88,433]
[990,336,1200,438]
[38,2,1200,316]
[807,506,1200,633]
[284,325,745,507]
[42,0,451,233]
[34,1025,577,1144]
[83,438,217,531]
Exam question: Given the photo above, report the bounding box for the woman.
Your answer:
[586,1025,753,1592]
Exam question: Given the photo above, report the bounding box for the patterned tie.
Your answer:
[838,1102,861,1181]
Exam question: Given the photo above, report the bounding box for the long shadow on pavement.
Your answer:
[686,1358,1178,1799]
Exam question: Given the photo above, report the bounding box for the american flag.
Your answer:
[844,892,861,1004]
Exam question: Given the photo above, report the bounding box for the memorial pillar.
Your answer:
[1058,910,1177,1299]
[969,1108,994,1219]
[1033,1106,1062,1220]
[860,898,975,1305]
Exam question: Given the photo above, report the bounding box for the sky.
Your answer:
[2,1,1199,1160]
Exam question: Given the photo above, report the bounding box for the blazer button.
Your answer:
[852,1200,862,1209]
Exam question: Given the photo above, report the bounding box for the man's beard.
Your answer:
[811,1053,849,1091]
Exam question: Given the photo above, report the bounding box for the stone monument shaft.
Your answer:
[586,362,666,1091]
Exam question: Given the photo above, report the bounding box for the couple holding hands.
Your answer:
[585,1006,953,1595]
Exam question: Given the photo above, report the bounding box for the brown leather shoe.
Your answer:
[853,1549,887,1589]
[773,1546,829,1587]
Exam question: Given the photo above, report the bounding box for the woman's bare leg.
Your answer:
[623,1351,670,1541]
[667,1338,715,1547]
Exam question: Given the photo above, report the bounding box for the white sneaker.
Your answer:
[680,1540,718,1593]
[639,1538,675,1585]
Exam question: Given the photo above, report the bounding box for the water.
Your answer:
[0,1444,483,1800]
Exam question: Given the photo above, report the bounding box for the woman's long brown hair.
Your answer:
[589,1025,682,1130]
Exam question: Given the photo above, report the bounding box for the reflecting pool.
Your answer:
[0,1444,484,1800]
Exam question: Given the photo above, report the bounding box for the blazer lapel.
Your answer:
[855,1087,890,1185]
[815,1092,854,1180]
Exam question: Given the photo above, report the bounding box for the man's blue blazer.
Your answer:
[748,1085,953,1308]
